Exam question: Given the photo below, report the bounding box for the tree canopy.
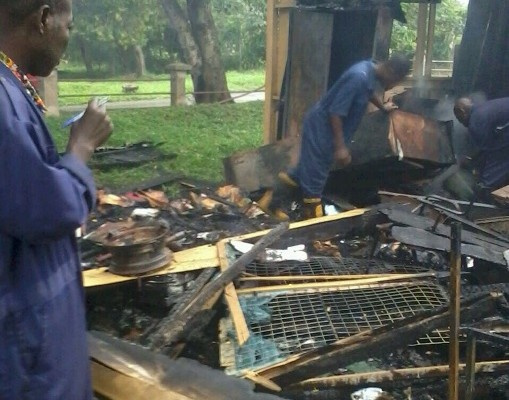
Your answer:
[65,0,466,78]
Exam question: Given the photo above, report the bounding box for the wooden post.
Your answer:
[263,0,294,144]
[413,3,428,78]
[37,69,59,116]
[264,0,277,144]
[372,6,394,62]
[465,333,477,400]
[425,3,437,77]
[169,63,191,106]
[449,222,462,400]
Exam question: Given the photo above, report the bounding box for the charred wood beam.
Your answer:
[150,222,290,349]
[437,208,509,245]
[256,292,499,387]
[379,191,498,210]
[391,226,506,265]
[381,208,509,255]
[449,222,462,400]
[380,191,509,244]
[145,268,216,348]
[291,360,509,390]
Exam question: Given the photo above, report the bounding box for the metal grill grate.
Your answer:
[226,281,449,372]
[244,257,431,278]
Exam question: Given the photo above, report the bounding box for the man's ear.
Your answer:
[29,5,51,35]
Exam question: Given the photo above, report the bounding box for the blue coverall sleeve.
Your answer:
[327,72,365,117]
[0,94,96,243]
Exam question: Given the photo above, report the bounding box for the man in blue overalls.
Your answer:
[0,1,113,398]
[454,96,509,190]
[259,54,411,219]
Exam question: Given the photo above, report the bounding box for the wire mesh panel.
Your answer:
[224,281,449,373]
[244,256,431,278]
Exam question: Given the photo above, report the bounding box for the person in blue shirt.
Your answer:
[259,55,411,219]
[0,1,113,399]
[454,96,509,190]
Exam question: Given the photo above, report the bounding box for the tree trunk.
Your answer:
[187,0,232,103]
[76,36,94,76]
[134,45,147,77]
[160,0,202,92]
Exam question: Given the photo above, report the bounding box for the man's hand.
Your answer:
[66,98,114,163]
[382,101,398,113]
[334,146,352,168]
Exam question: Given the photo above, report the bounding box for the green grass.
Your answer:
[45,101,264,187]
[58,69,265,106]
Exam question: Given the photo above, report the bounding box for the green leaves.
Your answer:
[391,0,468,62]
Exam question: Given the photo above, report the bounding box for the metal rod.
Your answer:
[465,333,477,400]
[449,222,462,400]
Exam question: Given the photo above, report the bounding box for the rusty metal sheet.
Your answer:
[348,110,454,167]
[389,110,455,164]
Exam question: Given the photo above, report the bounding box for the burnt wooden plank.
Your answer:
[391,226,506,265]
[381,208,509,251]
[150,223,290,349]
[145,268,216,349]
[453,0,509,98]
[223,136,300,193]
[89,332,286,400]
[282,10,333,138]
[327,10,377,87]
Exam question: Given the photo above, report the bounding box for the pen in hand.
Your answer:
[62,97,109,128]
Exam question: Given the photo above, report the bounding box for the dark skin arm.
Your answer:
[370,94,398,112]
[330,96,398,168]
[330,115,352,167]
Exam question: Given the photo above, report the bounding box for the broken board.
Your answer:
[391,226,507,266]
[83,209,369,288]
[89,331,285,400]
[83,244,219,288]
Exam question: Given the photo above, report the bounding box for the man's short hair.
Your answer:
[384,53,412,78]
[0,0,67,22]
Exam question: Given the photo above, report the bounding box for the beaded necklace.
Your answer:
[0,51,47,113]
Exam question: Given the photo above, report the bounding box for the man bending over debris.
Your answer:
[0,1,113,398]
[259,54,411,220]
[454,96,509,190]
